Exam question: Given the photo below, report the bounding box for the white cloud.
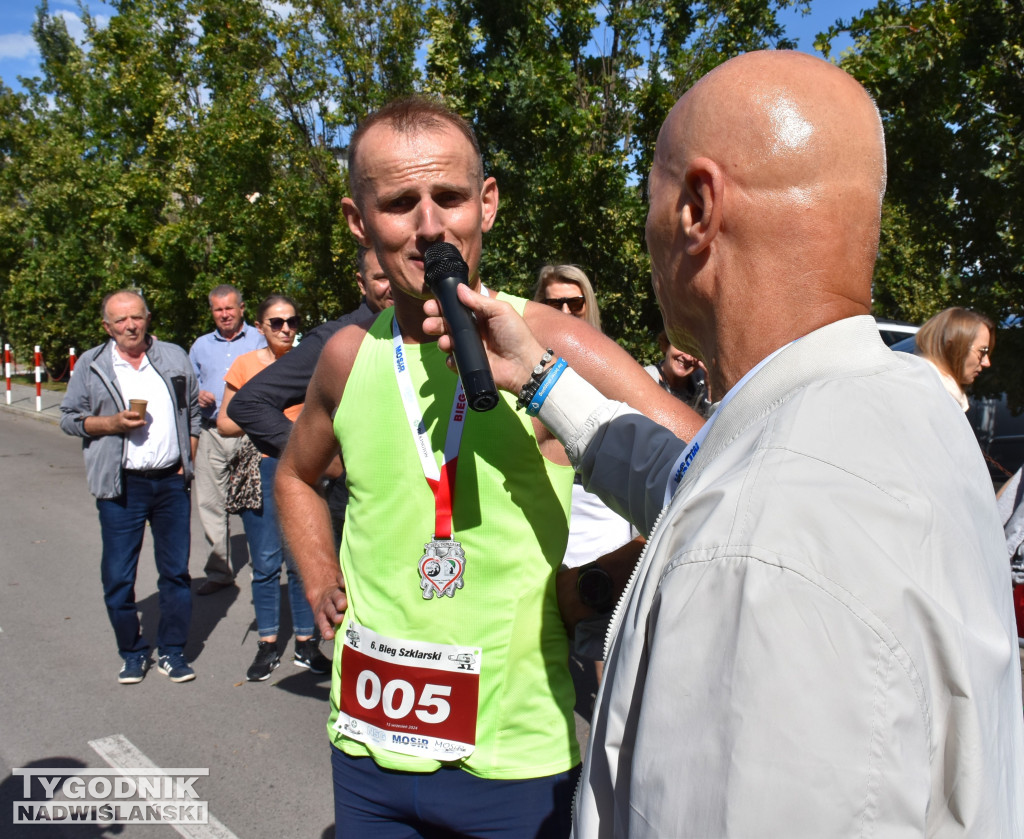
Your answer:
[55,10,87,42]
[0,7,111,60]
[0,33,38,61]
[56,10,113,43]
[262,1,295,19]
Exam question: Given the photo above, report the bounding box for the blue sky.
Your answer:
[0,0,861,94]
[1,0,115,92]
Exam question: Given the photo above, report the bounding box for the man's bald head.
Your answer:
[647,51,886,389]
[676,51,885,196]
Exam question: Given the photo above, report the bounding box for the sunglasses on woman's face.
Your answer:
[542,296,586,314]
[266,316,300,331]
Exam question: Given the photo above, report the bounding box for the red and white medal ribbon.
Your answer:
[392,316,467,539]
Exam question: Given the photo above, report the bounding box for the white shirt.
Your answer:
[562,480,636,570]
[923,357,970,411]
[111,344,180,470]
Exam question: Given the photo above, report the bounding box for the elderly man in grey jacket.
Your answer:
[426,51,1024,837]
[61,290,201,686]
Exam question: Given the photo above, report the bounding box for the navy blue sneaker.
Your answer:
[157,652,195,683]
[118,655,149,685]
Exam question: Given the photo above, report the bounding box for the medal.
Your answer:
[393,317,469,597]
[419,538,466,599]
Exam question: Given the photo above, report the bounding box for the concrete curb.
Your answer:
[1,381,64,426]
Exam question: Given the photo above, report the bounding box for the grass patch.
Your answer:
[9,374,67,393]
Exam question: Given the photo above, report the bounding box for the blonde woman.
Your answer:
[534,263,640,692]
[533,264,601,331]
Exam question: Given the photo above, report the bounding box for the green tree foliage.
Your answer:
[425,0,803,357]
[3,0,868,372]
[0,4,166,374]
[820,0,1023,326]
[0,0,422,370]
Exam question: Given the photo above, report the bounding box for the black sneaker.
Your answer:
[293,638,332,674]
[157,652,196,683]
[247,641,281,681]
[118,655,149,685]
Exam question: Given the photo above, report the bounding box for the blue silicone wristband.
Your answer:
[526,357,568,417]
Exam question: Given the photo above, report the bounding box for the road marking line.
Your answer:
[89,734,238,839]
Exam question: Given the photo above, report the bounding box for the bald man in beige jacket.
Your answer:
[427,51,1024,838]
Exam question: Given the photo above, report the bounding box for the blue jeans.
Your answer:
[240,457,315,638]
[96,472,192,658]
[331,747,579,838]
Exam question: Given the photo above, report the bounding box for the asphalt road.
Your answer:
[0,408,337,838]
[0,401,593,839]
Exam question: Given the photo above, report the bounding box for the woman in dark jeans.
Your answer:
[218,294,331,681]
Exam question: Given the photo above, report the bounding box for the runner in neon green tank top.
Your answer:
[331,298,577,777]
[276,99,703,838]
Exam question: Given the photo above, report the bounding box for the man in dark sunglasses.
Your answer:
[188,284,266,596]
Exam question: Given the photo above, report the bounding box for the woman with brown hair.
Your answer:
[915,307,995,411]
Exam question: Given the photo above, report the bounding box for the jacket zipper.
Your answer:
[602,500,672,661]
[571,498,675,827]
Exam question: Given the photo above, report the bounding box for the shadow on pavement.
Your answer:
[135,583,239,666]
[0,757,126,839]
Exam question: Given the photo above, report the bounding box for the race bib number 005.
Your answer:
[334,620,482,762]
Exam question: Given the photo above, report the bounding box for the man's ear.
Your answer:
[101,320,113,338]
[682,157,722,255]
[342,197,371,247]
[479,177,499,234]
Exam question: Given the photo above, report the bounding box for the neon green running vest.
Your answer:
[329,295,579,779]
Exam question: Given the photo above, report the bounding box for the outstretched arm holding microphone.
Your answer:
[422,283,692,543]
[424,277,546,397]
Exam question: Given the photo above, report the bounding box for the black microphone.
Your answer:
[423,242,498,412]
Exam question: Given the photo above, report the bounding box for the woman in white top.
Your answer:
[533,264,641,697]
[915,307,995,411]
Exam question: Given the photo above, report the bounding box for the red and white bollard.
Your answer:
[34,345,42,412]
[4,344,10,406]
[69,347,76,378]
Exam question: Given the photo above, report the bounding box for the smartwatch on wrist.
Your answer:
[576,560,616,614]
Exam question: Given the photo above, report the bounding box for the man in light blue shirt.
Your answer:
[188,284,265,594]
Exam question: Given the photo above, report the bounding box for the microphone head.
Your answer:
[424,242,469,290]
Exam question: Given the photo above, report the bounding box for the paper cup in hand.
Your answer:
[129,399,148,417]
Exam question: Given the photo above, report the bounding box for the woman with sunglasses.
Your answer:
[533,264,642,695]
[218,294,331,681]
[533,264,601,331]
[914,307,995,411]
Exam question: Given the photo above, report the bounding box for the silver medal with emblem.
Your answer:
[419,538,466,599]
